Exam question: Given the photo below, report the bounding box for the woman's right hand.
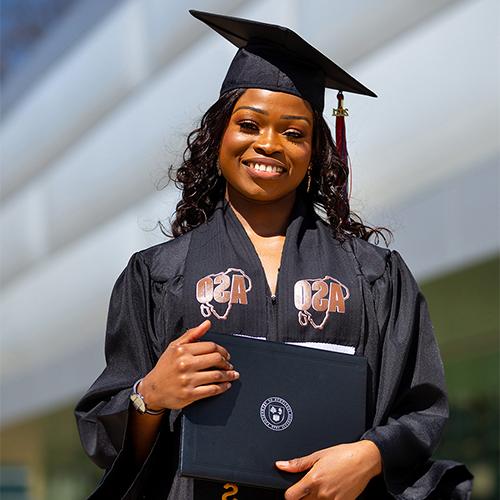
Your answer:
[138,320,239,411]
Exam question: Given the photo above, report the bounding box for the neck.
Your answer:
[226,186,296,237]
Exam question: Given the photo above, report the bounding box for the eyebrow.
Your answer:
[233,106,312,125]
[281,114,312,125]
[234,105,268,115]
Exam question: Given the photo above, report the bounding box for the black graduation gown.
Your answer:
[75,200,473,499]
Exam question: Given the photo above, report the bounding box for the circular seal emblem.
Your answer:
[260,397,293,431]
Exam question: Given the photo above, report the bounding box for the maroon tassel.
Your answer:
[334,91,350,199]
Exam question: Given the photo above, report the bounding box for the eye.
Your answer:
[238,120,259,133]
[284,129,304,140]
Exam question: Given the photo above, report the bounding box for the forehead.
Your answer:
[232,88,313,118]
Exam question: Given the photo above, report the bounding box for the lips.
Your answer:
[242,158,287,177]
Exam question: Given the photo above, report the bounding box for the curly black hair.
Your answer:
[165,88,390,245]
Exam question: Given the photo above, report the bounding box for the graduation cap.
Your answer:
[190,9,377,196]
[189,9,376,113]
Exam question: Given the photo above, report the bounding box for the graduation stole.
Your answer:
[182,200,362,352]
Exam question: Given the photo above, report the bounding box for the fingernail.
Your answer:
[233,371,240,379]
[276,461,289,467]
[228,363,234,369]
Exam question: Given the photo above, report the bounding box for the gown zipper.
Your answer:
[268,293,278,341]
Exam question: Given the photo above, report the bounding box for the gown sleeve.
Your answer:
[361,250,473,499]
[74,252,170,498]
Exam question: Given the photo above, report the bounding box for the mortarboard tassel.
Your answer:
[334,91,351,199]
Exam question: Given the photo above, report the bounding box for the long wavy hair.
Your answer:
[165,88,390,244]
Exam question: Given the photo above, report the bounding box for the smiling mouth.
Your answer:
[243,160,286,174]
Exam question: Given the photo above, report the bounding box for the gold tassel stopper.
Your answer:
[333,93,349,117]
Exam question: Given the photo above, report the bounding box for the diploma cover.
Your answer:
[180,332,367,490]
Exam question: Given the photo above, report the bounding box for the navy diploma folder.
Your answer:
[180,332,367,490]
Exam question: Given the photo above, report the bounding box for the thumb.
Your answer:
[276,451,320,473]
[175,320,211,345]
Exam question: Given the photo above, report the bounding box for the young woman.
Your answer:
[76,10,472,500]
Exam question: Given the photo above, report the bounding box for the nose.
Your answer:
[253,128,284,156]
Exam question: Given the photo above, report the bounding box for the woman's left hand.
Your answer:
[275,440,382,500]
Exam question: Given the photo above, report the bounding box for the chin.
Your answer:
[241,187,297,204]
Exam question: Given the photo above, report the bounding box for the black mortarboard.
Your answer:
[190,9,377,113]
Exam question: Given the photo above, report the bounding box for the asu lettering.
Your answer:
[196,268,252,320]
[294,276,350,329]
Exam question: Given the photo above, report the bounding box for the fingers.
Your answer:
[191,369,239,387]
[155,322,238,408]
[277,455,317,500]
[282,463,322,500]
[170,322,231,361]
[276,452,320,473]
[167,341,230,367]
[284,480,312,500]
[173,320,211,346]
[190,351,233,371]
[190,382,233,401]
[176,369,238,406]
[188,340,230,360]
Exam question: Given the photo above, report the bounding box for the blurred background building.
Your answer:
[0,0,498,498]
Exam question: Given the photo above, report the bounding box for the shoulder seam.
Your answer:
[350,237,392,284]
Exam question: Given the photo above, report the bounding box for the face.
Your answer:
[219,88,314,204]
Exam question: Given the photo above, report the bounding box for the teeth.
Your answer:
[248,162,284,173]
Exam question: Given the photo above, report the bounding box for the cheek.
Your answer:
[299,143,313,163]
[220,128,251,160]
[290,143,312,174]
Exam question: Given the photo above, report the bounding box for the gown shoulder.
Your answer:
[132,231,193,283]
[347,236,392,284]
